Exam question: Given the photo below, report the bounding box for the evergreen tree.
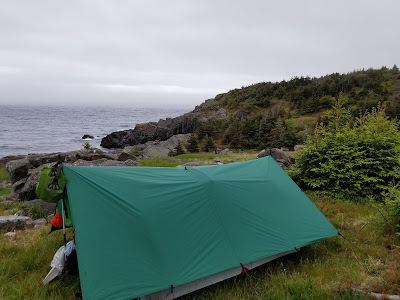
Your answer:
[204,136,215,152]
[288,105,400,199]
[186,135,199,153]
[168,142,185,156]
[174,142,185,155]
[268,118,286,148]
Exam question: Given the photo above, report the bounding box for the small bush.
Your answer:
[82,142,91,150]
[288,100,400,199]
[204,136,215,152]
[381,184,400,235]
[168,142,185,157]
[186,135,199,153]
[26,204,47,220]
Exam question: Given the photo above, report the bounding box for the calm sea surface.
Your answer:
[0,105,189,158]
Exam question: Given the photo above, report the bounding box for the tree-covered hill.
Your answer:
[193,65,400,150]
[101,65,400,151]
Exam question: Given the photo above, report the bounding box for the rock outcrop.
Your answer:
[257,148,295,167]
[100,100,228,149]
[122,134,191,158]
[0,216,33,232]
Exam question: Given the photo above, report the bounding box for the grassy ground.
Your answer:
[0,227,79,300]
[139,152,257,167]
[0,187,12,198]
[139,159,184,167]
[0,166,9,180]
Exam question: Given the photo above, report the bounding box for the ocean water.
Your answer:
[0,105,189,158]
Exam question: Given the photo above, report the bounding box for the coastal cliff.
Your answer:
[101,99,228,148]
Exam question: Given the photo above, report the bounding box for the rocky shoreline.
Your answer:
[100,98,227,149]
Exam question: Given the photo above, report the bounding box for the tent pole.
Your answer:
[61,198,67,248]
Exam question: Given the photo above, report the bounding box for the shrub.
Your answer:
[186,135,199,153]
[82,142,91,150]
[168,142,185,157]
[204,136,215,152]
[288,100,400,199]
[381,184,400,235]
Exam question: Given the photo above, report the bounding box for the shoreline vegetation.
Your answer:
[1,66,400,299]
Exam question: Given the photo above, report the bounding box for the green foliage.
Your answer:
[168,142,185,157]
[0,201,21,215]
[200,67,400,151]
[82,142,91,150]
[204,136,215,152]
[0,187,11,197]
[288,103,400,199]
[139,159,183,167]
[186,135,199,153]
[0,166,9,180]
[381,184,400,235]
[25,204,47,220]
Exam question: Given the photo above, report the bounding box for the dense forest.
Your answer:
[191,65,400,151]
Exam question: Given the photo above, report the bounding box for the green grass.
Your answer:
[0,187,12,197]
[139,159,184,167]
[138,152,257,167]
[0,201,21,216]
[0,227,80,300]
[0,166,9,180]
[174,152,256,162]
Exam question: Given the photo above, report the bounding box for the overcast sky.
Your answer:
[0,1,399,108]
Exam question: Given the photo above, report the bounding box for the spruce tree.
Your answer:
[204,136,215,152]
[186,135,199,153]
[268,118,286,148]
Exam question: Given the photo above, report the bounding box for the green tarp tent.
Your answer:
[63,156,337,300]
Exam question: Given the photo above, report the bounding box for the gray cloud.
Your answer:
[0,0,399,107]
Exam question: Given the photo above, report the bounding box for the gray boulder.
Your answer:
[117,152,137,161]
[123,134,191,158]
[14,163,53,201]
[256,149,271,158]
[22,199,55,218]
[271,148,294,167]
[27,153,63,168]
[214,148,222,154]
[3,231,16,240]
[82,134,94,139]
[33,218,47,227]
[0,216,33,232]
[294,145,307,151]
[75,149,106,161]
[6,158,31,183]
[70,159,139,167]
[219,148,233,155]
[257,148,294,167]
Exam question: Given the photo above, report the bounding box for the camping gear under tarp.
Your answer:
[35,165,67,203]
[63,156,338,300]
